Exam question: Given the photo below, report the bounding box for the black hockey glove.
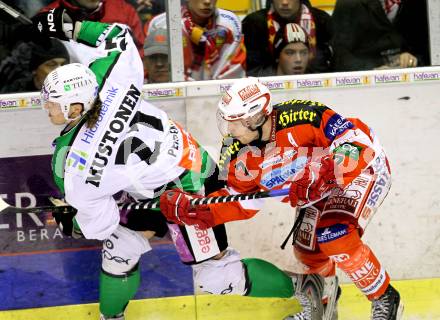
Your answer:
[50,197,83,239]
[32,8,74,41]
[52,207,84,239]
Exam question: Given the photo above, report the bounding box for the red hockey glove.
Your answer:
[159,189,216,230]
[289,156,337,208]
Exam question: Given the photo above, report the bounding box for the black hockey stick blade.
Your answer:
[0,197,70,214]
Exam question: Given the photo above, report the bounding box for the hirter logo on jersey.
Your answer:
[238,84,260,101]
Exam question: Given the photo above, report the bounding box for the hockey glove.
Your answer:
[32,8,75,41]
[289,155,337,208]
[159,189,216,230]
[50,197,83,238]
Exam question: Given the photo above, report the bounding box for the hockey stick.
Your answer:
[0,189,289,215]
[0,1,32,24]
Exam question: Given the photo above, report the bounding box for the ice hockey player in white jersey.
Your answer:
[32,8,336,320]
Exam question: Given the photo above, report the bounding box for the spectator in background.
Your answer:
[0,1,54,62]
[331,0,429,71]
[5,0,53,17]
[40,0,145,57]
[0,39,69,94]
[242,0,332,76]
[143,27,170,83]
[258,23,311,76]
[131,0,166,31]
[146,0,246,81]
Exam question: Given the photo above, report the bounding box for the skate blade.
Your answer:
[396,301,404,320]
[323,276,339,320]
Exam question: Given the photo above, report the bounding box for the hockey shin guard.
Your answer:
[99,264,141,317]
[242,258,294,298]
[318,228,390,300]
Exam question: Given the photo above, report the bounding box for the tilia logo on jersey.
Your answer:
[86,84,141,187]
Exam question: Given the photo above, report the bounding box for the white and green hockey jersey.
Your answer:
[52,22,210,240]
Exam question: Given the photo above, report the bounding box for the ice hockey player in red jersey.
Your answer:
[160,77,404,320]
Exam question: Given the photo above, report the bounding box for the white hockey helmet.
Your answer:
[218,77,272,120]
[217,77,272,137]
[41,63,99,121]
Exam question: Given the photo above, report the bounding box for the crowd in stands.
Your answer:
[0,0,430,93]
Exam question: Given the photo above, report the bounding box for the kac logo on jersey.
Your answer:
[324,114,353,141]
[260,156,308,189]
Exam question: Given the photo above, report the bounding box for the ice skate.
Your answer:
[371,285,404,320]
[99,312,125,320]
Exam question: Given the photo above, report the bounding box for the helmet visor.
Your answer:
[216,109,266,139]
[216,108,232,137]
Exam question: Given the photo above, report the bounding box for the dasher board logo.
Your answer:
[0,97,42,110]
[219,84,233,92]
[334,76,370,87]
[374,73,409,84]
[295,78,331,89]
[261,80,293,90]
[413,72,440,81]
[144,88,184,99]
[0,193,99,253]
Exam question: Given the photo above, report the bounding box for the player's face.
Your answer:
[272,0,301,20]
[222,113,265,144]
[227,120,259,144]
[43,101,67,125]
[187,0,217,24]
[43,102,83,125]
[277,42,310,75]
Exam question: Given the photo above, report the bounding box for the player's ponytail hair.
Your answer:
[85,97,102,129]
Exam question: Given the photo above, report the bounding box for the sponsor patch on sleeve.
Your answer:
[324,114,354,141]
